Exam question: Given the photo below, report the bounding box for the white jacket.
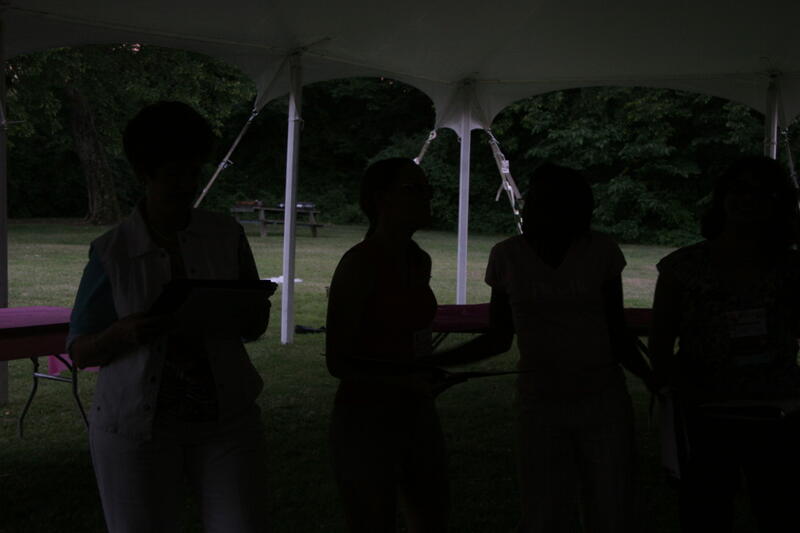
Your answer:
[86,207,264,440]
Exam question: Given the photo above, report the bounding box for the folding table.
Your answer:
[432,303,652,349]
[0,306,89,437]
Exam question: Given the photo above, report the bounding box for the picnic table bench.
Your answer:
[230,201,323,237]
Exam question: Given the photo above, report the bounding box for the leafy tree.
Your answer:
[490,87,765,243]
[7,44,255,223]
[7,44,784,245]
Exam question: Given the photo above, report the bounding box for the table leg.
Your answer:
[259,209,267,237]
[53,354,89,429]
[432,332,449,350]
[635,337,649,357]
[309,211,318,238]
[17,357,40,438]
[0,361,7,405]
[17,355,90,438]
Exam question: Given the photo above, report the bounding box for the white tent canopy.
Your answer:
[2,1,800,361]
[10,1,800,124]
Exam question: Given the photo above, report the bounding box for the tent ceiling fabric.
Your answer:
[7,1,800,129]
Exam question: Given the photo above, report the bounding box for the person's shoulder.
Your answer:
[657,240,708,274]
[90,211,137,255]
[335,241,376,271]
[588,229,619,247]
[91,224,123,249]
[491,234,526,257]
[331,241,377,287]
[190,208,240,234]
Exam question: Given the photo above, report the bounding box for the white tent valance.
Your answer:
[8,1,800,126]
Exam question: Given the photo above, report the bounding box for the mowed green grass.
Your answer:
[0,220,746,532]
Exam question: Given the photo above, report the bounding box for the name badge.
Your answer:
[725,308,768,338]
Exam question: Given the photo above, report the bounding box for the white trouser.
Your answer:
[89,405,267,533]
[515,385,636,533]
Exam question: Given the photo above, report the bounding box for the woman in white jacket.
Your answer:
[68,102,272,533]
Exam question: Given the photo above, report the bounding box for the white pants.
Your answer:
[515,386,636,533]
[90,405,267,533]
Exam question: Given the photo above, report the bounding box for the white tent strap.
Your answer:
[194,107,259,208]
[486,130,524,234]
[413,129,437,165]
[776,79,800,191]
[0,98,21,129]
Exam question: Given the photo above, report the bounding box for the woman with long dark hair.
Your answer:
[649,156,800,532]
[326,158,448,532]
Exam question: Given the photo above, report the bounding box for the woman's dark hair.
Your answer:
[123,101,215,178]
[700,156,799,249]
[521,163,594,247]
[360,157,420,238]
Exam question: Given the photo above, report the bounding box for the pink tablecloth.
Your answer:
[48,353,99,375]
[432,304,490,333]
[0,306,98,373]
[0,305,71,331]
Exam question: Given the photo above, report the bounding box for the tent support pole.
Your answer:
[456,109,471,305]
[0,18,9,405]
[765,76,779,159]
[280,55,303,344]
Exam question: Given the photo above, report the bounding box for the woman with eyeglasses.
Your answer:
[649,156,800,532]
[325,157,448,533]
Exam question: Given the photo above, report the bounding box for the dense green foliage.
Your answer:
[6,44,785,244]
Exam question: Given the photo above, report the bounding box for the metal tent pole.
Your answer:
[765,76,780,159]
[0,18,9,404]
[280,55,303,344]
[456,108,471,305]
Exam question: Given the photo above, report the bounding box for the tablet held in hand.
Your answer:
[149,279,277,336]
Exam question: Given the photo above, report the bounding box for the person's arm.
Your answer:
[71,313,175,368]
[422,287,515,367]
[68,247,174,368]
[325,249,433,382]
[236,228,273,341]
[603,274,658,392]
[648,271,682,388]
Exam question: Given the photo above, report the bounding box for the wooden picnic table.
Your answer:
[230,203,323,238]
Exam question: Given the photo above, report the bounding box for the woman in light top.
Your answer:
[436,163,655,532]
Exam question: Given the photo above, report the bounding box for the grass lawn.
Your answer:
[0,221,754,532]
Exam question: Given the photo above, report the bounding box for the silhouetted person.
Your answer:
[68,101,272,533]
[649,156,800,533]
[436,163,655,532]
[326,158,448,533]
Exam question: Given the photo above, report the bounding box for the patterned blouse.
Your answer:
[657,241,800,403]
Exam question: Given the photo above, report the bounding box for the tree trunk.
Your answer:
[65,84,121,225]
